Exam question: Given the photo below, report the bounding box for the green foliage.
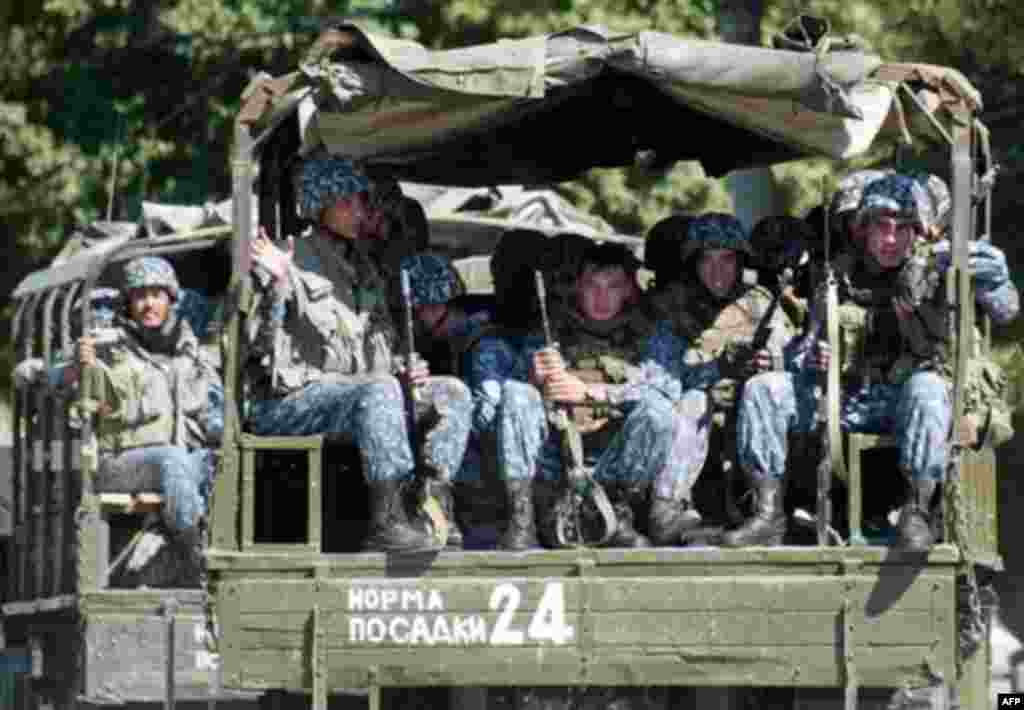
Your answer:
[3,0,1024,399]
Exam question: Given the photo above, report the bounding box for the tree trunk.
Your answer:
[717,0,778,233]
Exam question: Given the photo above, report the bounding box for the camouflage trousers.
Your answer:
[248,376,472,482]
[737,371,951,483]
[98,446,214,534]
[497,381,704,501]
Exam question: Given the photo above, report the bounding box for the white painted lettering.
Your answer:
[468,616,487,644]
[389,617,410,643]
[381,589,398,612]
[349,587,363,611]
[489,584,524,645]
[364,588,380,610]
[432,616,452,644]
[427,590,444,611]
[349,618,365,641]
[410,616,432,645]
[402,589,423,611]
[365,618,387,643]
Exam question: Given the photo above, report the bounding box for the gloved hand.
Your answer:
[932,240,1010,289]
[718,342,756,380]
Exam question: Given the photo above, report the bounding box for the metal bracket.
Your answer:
[162,597,180,710]
[841,596,858,710]
[367,666,381,710]
[311,604,326,710]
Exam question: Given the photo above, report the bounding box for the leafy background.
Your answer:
[3,0,1024,396]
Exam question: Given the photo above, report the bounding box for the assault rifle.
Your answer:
[533,270,617,547]
[815,180,842,546]
[399,268,447,546]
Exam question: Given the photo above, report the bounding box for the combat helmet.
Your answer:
[645,215,693,287]
[857,173,932,230]
[750,215,814,274]
[680,212,753,264]
[296,155,371,221]
[122,256,180,301]
[400,254,466,306]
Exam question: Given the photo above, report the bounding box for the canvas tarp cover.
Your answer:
[242,24,979,185]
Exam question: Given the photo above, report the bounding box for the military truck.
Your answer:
[3,18,1005,710]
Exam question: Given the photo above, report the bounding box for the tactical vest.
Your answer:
[833,255,950,386]
[558,309,650,451]
[265,236,396,396]
[83,325,212,453]
[681,285,775,411]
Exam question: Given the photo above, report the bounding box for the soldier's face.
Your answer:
[128,287,172,328]
[863,211,920,270]
[697,248,738,299]
[321,192,372,240]
[577,265,636,321]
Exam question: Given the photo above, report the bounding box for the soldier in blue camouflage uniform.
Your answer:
[246,156,472,553]
[399,253,495,376]
[641,213,795,545]
[16,257,223,586]
[474,239,704,549]
[732,173,1019,550]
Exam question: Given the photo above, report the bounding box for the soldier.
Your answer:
[643,213,794,544]
[644,215,693,294]
[398,253,496,376]
[477,239,698,549]
[246,156,472,553]
[732,173,1019,550]
[16,257,223,587]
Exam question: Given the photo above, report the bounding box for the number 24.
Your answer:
[488,582,574,646]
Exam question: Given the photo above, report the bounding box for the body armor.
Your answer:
[557,307,652,450]
[680,284,780,411]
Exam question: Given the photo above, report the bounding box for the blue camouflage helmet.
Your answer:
[122,256,180,301]
[857,173,932,229]
[297,156,372,221]
[400,254,466,306]
[680,212,753,263]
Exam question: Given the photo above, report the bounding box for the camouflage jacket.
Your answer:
[48,318,220,454]
[815,250,1014,446]
[248,232,398,400]
[466,303,659,437]
[645,281,793,410]
[829,251,947,385]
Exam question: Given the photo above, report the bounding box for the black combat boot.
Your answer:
[896,479,937,552]
[605,486,651,548]
[364,479,441,553]
[647,495,703,546]
[498,479,540,551]
[434,483,464,550]
[721,478,786,547]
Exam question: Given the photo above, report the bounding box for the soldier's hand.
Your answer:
[77,336,97,369]
[813,339,831,372]
[893,297,915,322]
[397,354,430,387]
[718,342,753,379]
[750,349,773,374]
[408,355,430,386]
[543,371,587,404]
[250,229,294,287]
[531,347,565,386]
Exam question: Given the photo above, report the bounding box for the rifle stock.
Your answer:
[399,268,447,545]
[533,270,616,547]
